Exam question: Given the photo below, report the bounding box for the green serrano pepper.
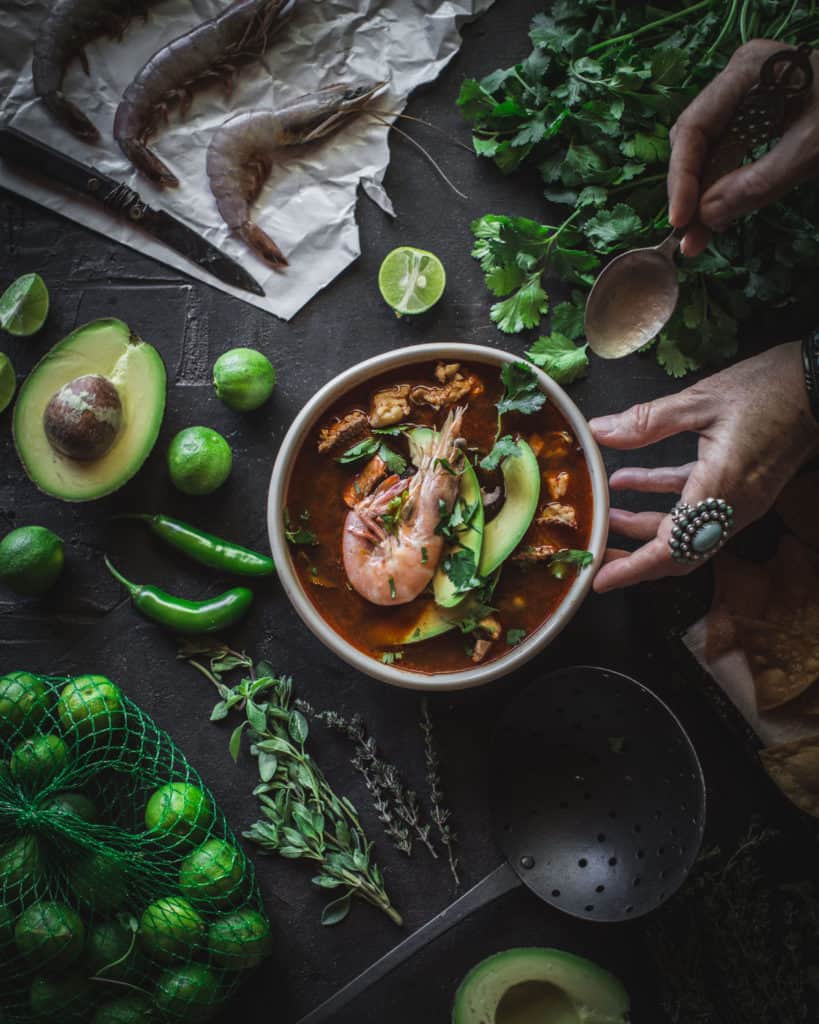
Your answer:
[104,557,253,634]
[119,513,275,577]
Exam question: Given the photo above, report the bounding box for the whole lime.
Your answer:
[208,907,272,970]
[70,850,128,913]
[213,348,276,412]
[0,834,44,902]
[85,920,138,981]
[0,670,50,738]
[0,525,64,596]
[139,896,206,962]
[10,732,70,791]
[15,900,85,969]
[57,675,125,739]
[155,963,221,1023]
[30,973,93,1021]
[167,427,232,496]
[92,995,153,1024]
[44,790,97,822]
[179,838,244,908]
[145,782,213,847]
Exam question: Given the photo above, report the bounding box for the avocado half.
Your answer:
[452,948,630,1024]
[13,319,166,502]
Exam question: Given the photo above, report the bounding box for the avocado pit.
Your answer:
[43,374,123,461]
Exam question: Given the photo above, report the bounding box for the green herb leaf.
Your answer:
[526,332,589,384]
[480,435,521,470]
[583,203,642,250]
[289,710,309,745]
[321,892,352,926]
[497,361,547,416]
[549,548,593,579]
[388,576,397,600]
[443,549,483,594]
[380,651,404,665]
[378,444,407,475]
[284,510,318,546]
[507,628,527,646]
[228,722,246,763]
[258,751,278,782]
[336,437,380,464]
[490,273,549,333]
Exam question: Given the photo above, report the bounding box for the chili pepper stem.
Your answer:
[103,555,141,596]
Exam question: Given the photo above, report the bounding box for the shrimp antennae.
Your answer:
[369,109,474,153]
[368,113,469,200]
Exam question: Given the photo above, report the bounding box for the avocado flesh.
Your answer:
[478,440,540,577]
[452,948,630,1024]
[13,319,166,502]
[408,427,485,609]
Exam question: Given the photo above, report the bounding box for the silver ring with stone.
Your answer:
[668,498,734,563]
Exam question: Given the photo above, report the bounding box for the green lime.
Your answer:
[145,782,213,847]
[0,273,49,337]
[0,525,64,597]
[378,246,446,316]
[0,670,50,738]
[0,352,15,413]
[139,896,205,962]
[10,732,70,791]
[213,347,276,412]
[70,850,128,913]
[92,995,153,1024]
[167,427,232,496]
[179,838,244,908]
[30,974,93,1020]
[85,920,138,981]
[0,834,44,903]
[155,963,221,1023]
[44,790,98,822]
[15,900,85,969]
[57,675,125,739]
[208,907,272,970]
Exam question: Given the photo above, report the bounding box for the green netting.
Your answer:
[0,671,270,1023]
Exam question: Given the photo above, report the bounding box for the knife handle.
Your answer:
[0,126,149,221]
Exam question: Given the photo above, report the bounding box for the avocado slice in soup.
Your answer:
[452,947,630,1024]
[478,439,540,577]
[408,427,484,609]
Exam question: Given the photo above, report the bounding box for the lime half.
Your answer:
[0,274,49,337]
[378,247,445,316]
[0,353,15,413]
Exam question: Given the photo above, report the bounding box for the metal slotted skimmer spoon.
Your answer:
[297,667,706,1023]
[585,44,814,359]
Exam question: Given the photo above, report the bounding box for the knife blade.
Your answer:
[0,126,265,298]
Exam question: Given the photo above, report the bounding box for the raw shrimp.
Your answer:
[114,0,295,187]
[343,409,465,607]
[206,81,383,268]
[32,0,166,142]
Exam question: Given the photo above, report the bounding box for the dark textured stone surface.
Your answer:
[1,2,815,1021]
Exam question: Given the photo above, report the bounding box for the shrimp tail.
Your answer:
[39,90,100,143]
[239,221,289,268]
[117,137,179,188]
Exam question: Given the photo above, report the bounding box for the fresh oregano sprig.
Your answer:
[419,698,460,888]
[178,642,402,927]
[296,703,438,860]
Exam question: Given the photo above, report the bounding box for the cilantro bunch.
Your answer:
[459,0,819,377]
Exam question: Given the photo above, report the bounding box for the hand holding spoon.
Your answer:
[585,44,814,360]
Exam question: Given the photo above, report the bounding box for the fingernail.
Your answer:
[589,415,617,437]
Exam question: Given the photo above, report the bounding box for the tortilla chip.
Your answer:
[705,551,770,661]
[760,734,819,818]
[776,471,819,551]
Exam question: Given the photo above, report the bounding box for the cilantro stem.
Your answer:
[587,0,714,54]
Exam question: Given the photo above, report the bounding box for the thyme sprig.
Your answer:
[296,702,438,860]
[178,641,401,927]
[419,698,460,889]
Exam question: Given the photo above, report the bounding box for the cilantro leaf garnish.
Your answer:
[497,362,546,417]
[379,445,407,475]
[507,628,527,646]
[548,548,593,579]
[526,333,589,385]
[443,549,483,594]
[284,510,318,546]
[336,438,380,464]
[480,435,521,471]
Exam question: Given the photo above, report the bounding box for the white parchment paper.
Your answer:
[0,0,492,319]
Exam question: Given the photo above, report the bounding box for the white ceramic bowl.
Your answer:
[267,343,609,691]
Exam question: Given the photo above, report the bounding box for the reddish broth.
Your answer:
[285,361,593,674]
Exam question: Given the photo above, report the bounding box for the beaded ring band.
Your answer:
[669,498,735,564]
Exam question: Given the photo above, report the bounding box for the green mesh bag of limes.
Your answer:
[0,670,271,1024]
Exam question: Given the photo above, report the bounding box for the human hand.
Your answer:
[589,342,819,593]
[668,39,819,258]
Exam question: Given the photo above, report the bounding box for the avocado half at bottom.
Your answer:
[13,319,166,502]
[452,948,630,1024]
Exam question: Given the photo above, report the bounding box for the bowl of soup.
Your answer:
[267,344,608,690]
